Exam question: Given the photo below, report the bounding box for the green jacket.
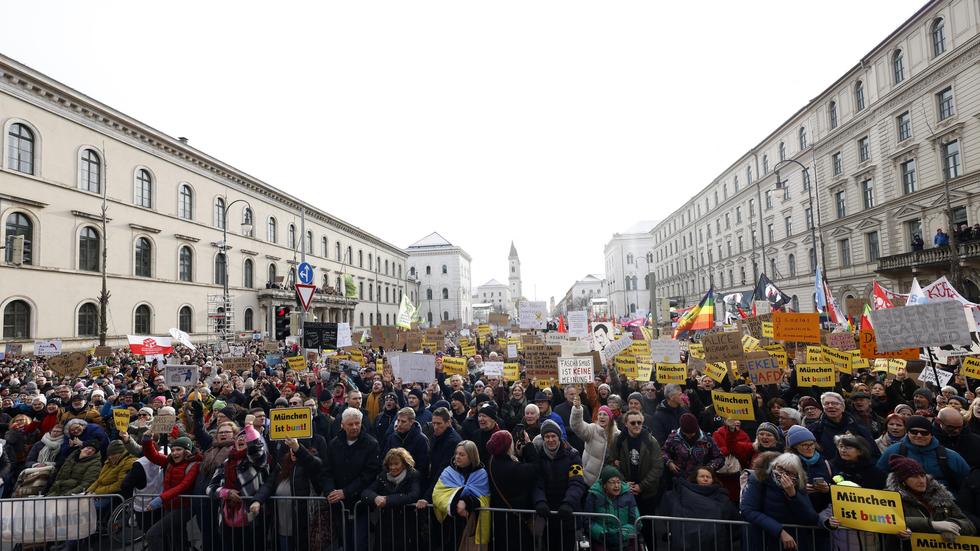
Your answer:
[584,480,639,542]
[48,449,103,496]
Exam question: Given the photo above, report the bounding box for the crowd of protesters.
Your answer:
[0,328,979,550]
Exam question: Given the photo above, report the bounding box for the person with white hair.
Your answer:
[808,391,878,462]
[325,406,380,551]
[740,452,821,550]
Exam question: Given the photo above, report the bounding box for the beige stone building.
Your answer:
[0,54,410,350]
[652,0,980,318]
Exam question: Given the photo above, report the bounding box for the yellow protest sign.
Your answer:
[872,358,890,373]
[459,337,471,347]
[477,324,491,337]
[831,486,905,534]
[656,363,687,384]
[113,409,131,434]
[822,346,853,374]
[761,321,774,338]
[89,366,107,377]
[741,335,760,352]
[888,359,907,374]
[910,533,980,551]
[851,352,870,371]
[286,356,308,372]
[615,355,637,379]
[636,361,653,383]
[963,357,980,379]
[704,362,729,384]
[806,346,825,364]
[461,345,477,357]
[503,362,520,382]
[688,343,704,359]
[442,356,468,376]
[797,363,836,387]
[711,390,755,421]
[269,407,313,440]
[763,345,788,369]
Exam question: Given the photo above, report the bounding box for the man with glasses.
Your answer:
[878,414,969,491]
[810,392,878,461]
[611,410,664,533]
[934,407,980,469]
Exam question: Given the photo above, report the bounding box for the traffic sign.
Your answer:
[297,262,314,285]
[295,284,316,312]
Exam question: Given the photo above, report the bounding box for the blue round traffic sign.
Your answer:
[297,262,314,285]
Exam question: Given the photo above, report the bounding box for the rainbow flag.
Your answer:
[673,287,714,338]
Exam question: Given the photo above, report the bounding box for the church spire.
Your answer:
[509,241,519,259]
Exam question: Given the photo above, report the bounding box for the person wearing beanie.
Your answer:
[753,422,784,454]
[141,419,203,551]
[849,391,885,439]
[625,392,655,433]
[663,412,723,478]
[531,391,568,440]
[886,453,975,543]
[810,391,879,462]
[876,412,908,453]
[554,385,591,453]
[568,392,620,487]
[205,414,269,551]
[913,387,935,413]
[474,402,501,464]
[533,417,587,549]
[797,395,822,426]
[584,463,640,547]
[785,424,833,512]
[877,414,970,491]
[650,383,689,446]
[372,391,401,440]
[87,438,137,495]
[406,388,432,424]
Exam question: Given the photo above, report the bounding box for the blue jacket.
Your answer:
[740,472,820,551]
[877,436,970,490]
[59,423,109,460]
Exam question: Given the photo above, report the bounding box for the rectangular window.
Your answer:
[736,206,742,223]
[765,190,773,210]
[867,231,880,262]
[902,159,917,194]
[944,140,961,179]
[725,213,731,229]
[861,179,875,209]
[835,190,846,218]
[805,207,813,230]
[833,152,843,176]
[897,111,912,141]
[907,219,922,251]
[784,216,792,236]
[858,136,870,162]
[767,223,774,243]
[839,239,852,268]
[938,87,955,121]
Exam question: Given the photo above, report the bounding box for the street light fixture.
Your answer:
[774,159,827,278]
[220,198,253,340]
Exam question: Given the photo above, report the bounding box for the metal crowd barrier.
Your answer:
[0,493,125,550]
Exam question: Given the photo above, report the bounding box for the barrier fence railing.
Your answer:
[0,493,125,550]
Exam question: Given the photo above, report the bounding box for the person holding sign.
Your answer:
[569,393,620,487]
[886,454,975,543]
[141,432,202,551]
[205,415,269,551]
[740,452,820,551]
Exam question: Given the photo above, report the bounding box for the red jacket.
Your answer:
[142,440,202,509]
[712,425,753,467]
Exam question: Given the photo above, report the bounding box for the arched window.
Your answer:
[287,267,296,287]
[443,311,449,321]
[287,225,296,249]
[629,303,636,313]
[385,314,390,325]
[135,237,152,277]
[368,254,373,271]
[135,169,153,208]
[368,284,373,301]
[179,246,193,282]
[305,231,313,254]
[855,81,865,111]
[267,217,277,243]
[893,50,905,84]
[746,166,752,184]
[78,226,100,272]
[347,246,353,264]
[441,264,447,274]
[242,208,254,237]
[79,149,101,193]
[385,260,389,274]
[359,312,364,327]
[410,266,416,277]
[243,258,254,288]
[799,127,807,149]
[828,101,838,129]
[214,253,227,285]
[178,184,193,220]
[770,258,777,278]
[385,287,390,302]
[442,288,449,299]
[426,289,433,300]
[427,312,433,324]
[214,197,226,229]
[321,237,328,257]
[134,304,151,334]
[3,300,31,338]
[778,142,786,161]
[5,212,33,264]
[178,306,192,333]
[359,282,364,299]
[7,123,35,174]
[335,242,341,261]
[933,18,946,57]
[244,308,254,331]
[788,254,797,277]
[809,248,817,272]
[77,303,98,337]
[426,265,431,275]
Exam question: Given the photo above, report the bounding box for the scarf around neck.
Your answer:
[386,469,408,486]
[801,451,823,467]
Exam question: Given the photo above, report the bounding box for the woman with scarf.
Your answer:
[26,422,62,468]
[750,421,784,463]
[740,452,820,551]
[433,440,490,550]
[254,432,327,551]
[570,394,620,487]
[887,454,975,545]
[785,425,833,514]
[361,447,422,551]
[501,384,528,430]
[207,415,269,551]
[712,418,754,502]
[662,413,724,479]
[192,420,238,551]
[3,413,36,491]
[818,434,885,551]
[875,413,907,453]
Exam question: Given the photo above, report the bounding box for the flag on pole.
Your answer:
[824,280,846,325]
[871,280,895,310]
[814,267,827,314]
[396,294,416,329]
[673,287,714,338]
[907,278,928,305]
[754,273,792,308]
[860,303,873,330]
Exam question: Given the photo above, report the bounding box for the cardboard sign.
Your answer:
[503,362,520,382]
[483,361,504,377]
[488,313,510,326]
[518,301,548,329]
[229,346,246,358]
[655,363,687,384]
[286,355,308,372]
[831,486,905,534]
[858,325,919,359]
[763,345,788,369]
[796,363,835,387]
[688,343,704,359]
[910,533,980,551]
[262,341,279,352]
[269,407,313,440]
[650,339,681,363]
[703,332,744,363]
[222,357,251,371]
[962,356,980,379]
[477,324,492,338]
[870,301,971,352]
[711,390,755,421]
[772,312,820,343]
[918,366,954,387]
[524,344,561,380]
[704,362,729,384]
[745,353,781,385]
[826,332,857,351]
[164,365,200,387]
[441,356,468,376]
[558,357,594,384]
[151,414,176,435]
[4,343,23,356]
[94,346,113,358]
[34,339,63,357]
[113,409,131,434]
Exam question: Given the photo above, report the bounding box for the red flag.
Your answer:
[872,281,895,310]
[736,306,749,319]
[557,315,567,333]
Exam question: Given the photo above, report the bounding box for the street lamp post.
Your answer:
[221,199,253,341]
[774,159,826,279]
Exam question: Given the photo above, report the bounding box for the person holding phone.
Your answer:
[786,425,833,514]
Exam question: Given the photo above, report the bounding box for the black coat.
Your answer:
[373,408,398,441]
[533,442,587,510]
[425,426,462,500]
[255,440,326,542]
[650,401,687,445]
[958,468,980,532]
[657,478,739,551]
[831,456,885,490]
[486,444,539,550]
[936,428,980,470]
[809,413,879,462]
[325,430,380,505]
[382,422,430,482]
[361,468,422,551]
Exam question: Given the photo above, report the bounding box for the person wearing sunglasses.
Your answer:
[877,415,969,492]
[611,410,664,544]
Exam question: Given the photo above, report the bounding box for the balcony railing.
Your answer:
[876,241,980,272]
[257,285,358,305]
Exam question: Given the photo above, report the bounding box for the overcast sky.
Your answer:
[2,0,925,305]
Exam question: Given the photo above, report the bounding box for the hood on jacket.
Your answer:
[588,479,632,502]
[886,472,956,509]
[751,451,781,481]
[674,477,727,499]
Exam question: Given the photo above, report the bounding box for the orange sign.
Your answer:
[772,312,821,343]
[858,325,919,360]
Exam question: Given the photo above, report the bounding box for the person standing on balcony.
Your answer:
[935,228,950,247]
[913,234,925,251]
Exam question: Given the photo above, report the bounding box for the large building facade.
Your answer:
[604,221,658,319]
[406,232,472,326]
[0,54,410,350]
[651,0,980,317]
[554,274,606,317]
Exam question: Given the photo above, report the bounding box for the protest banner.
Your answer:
[506,343,518,359]
[831,486,906,534]
[269,407,313,440]
[558,357,594,384]
[822,346,854,374]
[870,301,971,352]
[910,533,980,551]
[636,359,654,382]
[650,339,682,363]
[762,321,774,338]
[615,354,637,379]
[229,346,245,358]
[806,346,825,364]
[858,324,919,359]
[488,313,510,327]
[164,365,199,387]
[113,409,131,434]
[286,355,307,372]
[33,339,62,357]
[483,361,504,378]
[688,343,704,359]
[151,414,176,435]
[4,343,22,357]
[567,310,588,338]
[741,335,760,352]
[519,301,548,329]
[600,335,633,364]
[389,353,436,383]
[703,362,729,384]
[745,353,781,385]
[126,336,172,356]
[656,363,687,385]
[441,356,468,376]
[461,345,477,357]
[503,362,520,382]
[872,358,889,373]
[918,366,954,387]
[763,345,788,369]
[560,339,592,357]
[477,324,491,338]
[797,363,836,387]
[962,356,980,379]
[336,323,352,348]
[222,357,251,371]
[92,345,112,358]
[703,332,744,363]
[261,341,279,352]
[772,312,820,343]
[711,390,754,421]
[826,332,857,351]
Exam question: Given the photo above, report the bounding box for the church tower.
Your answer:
[509,241,522,300]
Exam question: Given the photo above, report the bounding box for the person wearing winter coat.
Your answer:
[887,454,976,545]
[817,434,885,551]
[142,433,203,551]
[586,465,640,551]
[60,418,109,460]
[657,468,739,551]
[381,408,430,482]
[500,383,528,430]
[877,415,970,491]
[373,392,400,440]
[25,422,63,467]
[611,410,665,520]
[662,413,724,479]
[47,439,103,496]
[740,452,820,551]
[570,394,620,487]
[206,419,269,551]
[86,439,136,495]
[875,413,907,453]
[713,418,754,502]
[190,419,238,551]
[484,429,538,550]
[255,435,327,551]
[809,392,879,462]
[433,440,491,550]
[361,447,422,551]
[534,419,588,550]
[325,407,380,551]
[650,384,688,445]
[785,425,834,514]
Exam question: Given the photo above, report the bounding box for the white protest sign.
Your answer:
[918,366,954,387]
[389,353,436,384]
[561,339,592,357]
[519,301,548,329]
[506,343,518,358]
[229,346,246,358]
[34,339,62,357]
[337,323,352,348]
[483,361,504,377]
[650,339,681,363]
[591,322,614,353]
[568,311,588,338]
[545,333,572,345]
[558,356,594,384]
[869,300,971,352]
[754,301,772,315]
[601,335,634,365]
[164,364,200,387]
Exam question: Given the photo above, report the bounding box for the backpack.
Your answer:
[898,443,958,490]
